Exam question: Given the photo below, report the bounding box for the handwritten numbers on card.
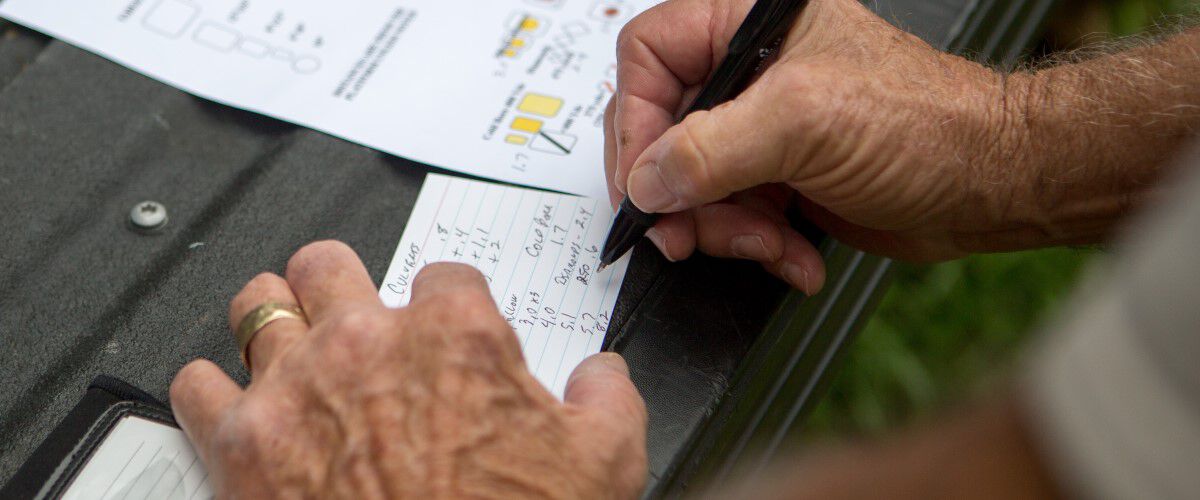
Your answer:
[380,174,630,399]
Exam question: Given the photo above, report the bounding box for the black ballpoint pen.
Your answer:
[598,0,810,271]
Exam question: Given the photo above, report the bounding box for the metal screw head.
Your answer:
[129,201,168,231]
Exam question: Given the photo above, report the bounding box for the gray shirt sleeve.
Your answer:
[1021,143,1200,500]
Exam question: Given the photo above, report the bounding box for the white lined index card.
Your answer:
[380,174,631,398]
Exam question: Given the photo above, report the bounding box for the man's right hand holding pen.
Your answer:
[604,0,1183,293]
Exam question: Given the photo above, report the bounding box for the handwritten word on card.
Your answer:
[380,174,630,398]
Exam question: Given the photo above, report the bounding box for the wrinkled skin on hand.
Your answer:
[170,241,647,499]
[606,0,1020,289]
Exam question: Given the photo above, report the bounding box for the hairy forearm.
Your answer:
[980,27,1200,250]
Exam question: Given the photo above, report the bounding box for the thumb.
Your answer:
[624,85,791,214]
[564,352,647,425]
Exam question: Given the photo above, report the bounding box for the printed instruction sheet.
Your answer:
[0,0,658,199]
[63,416,212,500]
[380,174,631,399]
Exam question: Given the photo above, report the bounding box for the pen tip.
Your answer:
[597,263,609,273]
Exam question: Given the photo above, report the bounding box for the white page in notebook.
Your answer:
[380,174,630,399]
[62,416,212,500]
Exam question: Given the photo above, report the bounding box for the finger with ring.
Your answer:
[230,273,309,374]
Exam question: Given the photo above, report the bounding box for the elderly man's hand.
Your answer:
[606,0,1026,287]
[169,241,648,499]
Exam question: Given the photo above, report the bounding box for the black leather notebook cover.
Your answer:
[1,376,175,500]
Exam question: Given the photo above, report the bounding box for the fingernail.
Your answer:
[614,169,627,195]
[645,228,676,262]
[782,264,810,294]
[575,353,629,379]
[627,163,678,213]
[596,352,630,376]
[731,235,770,261]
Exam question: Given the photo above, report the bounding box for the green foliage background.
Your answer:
[806,249,1094,435]
[1103,0,1199,34]
[804,0,1197,437]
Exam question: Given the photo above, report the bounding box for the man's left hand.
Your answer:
[170,241,648,499]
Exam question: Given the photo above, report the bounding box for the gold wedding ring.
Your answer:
[236,302,307,371]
